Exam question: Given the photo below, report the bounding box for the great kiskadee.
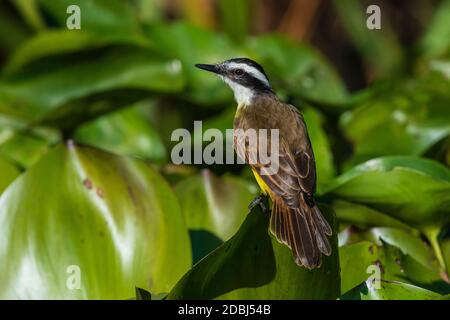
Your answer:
[195,58,332,269]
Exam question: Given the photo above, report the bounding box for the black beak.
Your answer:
[195,63,220,74]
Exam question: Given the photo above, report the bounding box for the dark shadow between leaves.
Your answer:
[168,206,277,299]
[189,230,223,264]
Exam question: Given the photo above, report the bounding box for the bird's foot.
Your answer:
[248,194,268,213]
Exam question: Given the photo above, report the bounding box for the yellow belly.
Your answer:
[251,168,274,199]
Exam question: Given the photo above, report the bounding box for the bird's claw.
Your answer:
[248,195,268,213]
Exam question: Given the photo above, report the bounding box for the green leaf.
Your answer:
[323,156,450,229]
[145,22,241,105]
[12,0,45,31]
[38,0,139,36]
[0,143,191,299]
[341,280,448,300]
[135,287,152,300]
[339,234,448,295]
[0,1,30,53]
[340,75,450,163]
[246,34,348,106]
[0,46,184,125]
[3,30,151,76]
[333,200,410,230]
[175,170,257,263]
[218,0,251,43]
[302,107,335,191]
[339,241,379,294]
[420,0,450,58]
[0,155,19,194]
[442,238,450,280]
[74,103,166,163]
[370,227,440,272]
[133,0,165,24]
[168,204,340,300]
[0,131,52,168]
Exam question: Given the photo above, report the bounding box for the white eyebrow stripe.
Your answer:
[226,62,270,88]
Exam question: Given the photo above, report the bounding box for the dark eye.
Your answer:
[234,69,244,76]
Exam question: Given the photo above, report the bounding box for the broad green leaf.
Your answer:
[0,155,19,194]
[0,46,184,124]
[0,1,30,53]
[246,34,348,105]
[302,107,335,191]
[339,241,379,294]
[0,131,52,168]
[3,30,151,76]
[135,287,152,300]
[145,22,241,105]
[218,0,252,43]
[175,170,257,263]
[0,117,59,168]
[12,0,45,31]
[168,205,340,300]
[323,156,450,229]
[74,103,166,163]
[38,0,139,36]
[333,200,410,230]
[442,238,450,280]
[370,227,440,272]
[340,75,450,163]
[134,0,165,23]
[340,239,447,296]
[341,280,448,300]
[0,143,191,299]
[420,0,450,58]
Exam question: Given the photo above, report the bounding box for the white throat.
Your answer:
[222,77,254,106]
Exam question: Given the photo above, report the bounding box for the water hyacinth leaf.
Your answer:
[333,200,410,230]
[0,155,19,194]
[340,239,447,296]
[135,287,152,300]
[12,0,45,31]
[145,22,241,105]
[0,47,184,124]
[340,75,450,163]
[323,156,450,229]
[339,241,379,294]
[370,227,440,272]
[74,104,166,163]
[218,0,251,43]
[0,1,30,53]
[341,280,448,300]
[38,0,139,36]
[302,107,335,191]
[0,131,51,168]
[442,238,450,278]
[246,35,348,105]
[419,0,450,58]
[175,170,257,263]
[168,205,340,300]
[0,143,191,299]
[3,30,152,76]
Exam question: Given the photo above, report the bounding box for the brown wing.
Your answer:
[234,101,332,269]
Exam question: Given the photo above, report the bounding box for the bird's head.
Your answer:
[195,58,272,105]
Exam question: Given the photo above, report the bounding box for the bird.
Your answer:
[195,58,332,269]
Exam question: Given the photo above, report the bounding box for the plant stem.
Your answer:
[425,228,448,283]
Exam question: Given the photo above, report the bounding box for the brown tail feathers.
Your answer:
[269,193,332,269]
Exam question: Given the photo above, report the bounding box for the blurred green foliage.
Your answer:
[0,0,448,300]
